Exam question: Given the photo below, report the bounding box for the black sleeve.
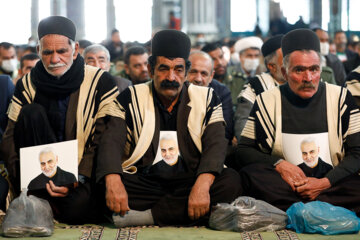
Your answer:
[225,136,280,171]
[197,122,227,176]
[96,116,127,183]
[220,86,234,142]
[226,98,280,171]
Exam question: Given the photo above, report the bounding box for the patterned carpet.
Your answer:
[0,218,359,239]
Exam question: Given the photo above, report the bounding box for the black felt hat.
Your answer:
[282,29,320,57]
[38,16,76,41]
[152,30,191,59]
[261,35,283,57]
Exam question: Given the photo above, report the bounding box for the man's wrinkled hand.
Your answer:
[105,174,129,216]
[46,180,69,197]
[188,173,214,220]
[295,177,331,200]
[275,160,307,191]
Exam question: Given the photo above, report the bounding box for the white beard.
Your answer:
[43,166,57,178]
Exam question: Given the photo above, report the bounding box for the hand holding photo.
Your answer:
[20,140,78,191]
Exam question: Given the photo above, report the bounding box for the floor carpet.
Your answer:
[0,225,359,240]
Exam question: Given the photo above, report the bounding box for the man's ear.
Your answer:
[147,64,153,79]
[281,66,287,81]
[124,64,130,75]
[73,42,80,59]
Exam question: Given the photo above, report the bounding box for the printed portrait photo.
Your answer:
[20,140,78,191]
[282,133,333,178]
[153,131,181,166]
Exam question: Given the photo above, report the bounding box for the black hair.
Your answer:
[201,42,222,53]
[124,46,148,64]
[20,53,40,69]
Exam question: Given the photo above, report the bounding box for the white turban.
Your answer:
[234,36,263,53]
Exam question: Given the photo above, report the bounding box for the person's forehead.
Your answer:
[302,141,317,148]
[40,34,71,48]
[160,138,177,145]
[129,53,148,63]
[242,48,260,55]
[335,32,346,38]
[40,152,55,160]
[190,54,212,67]
[289,50,320,66]
[86,51,107,59]
[23,59,39,66]
[0,47,16,56]
[156,56,185,66]
[316,30,328,38]
[208,48,222,58]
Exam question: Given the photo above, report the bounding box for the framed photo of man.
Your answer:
[20,140,78,191]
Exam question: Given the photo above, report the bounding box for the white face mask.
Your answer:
[243,58,259,72]
[320,42,329,56]
[1,58,18,72]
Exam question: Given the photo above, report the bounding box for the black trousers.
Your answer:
[0,174,8,211]
[240,163,360,215]
[121,168,242,226]
[13,103,104,224]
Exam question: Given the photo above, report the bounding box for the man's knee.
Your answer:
[211,168,242,203]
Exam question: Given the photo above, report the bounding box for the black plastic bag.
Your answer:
[209,196,287,232]
[2,191,54,237]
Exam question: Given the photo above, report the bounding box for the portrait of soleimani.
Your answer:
[20,140,78,190]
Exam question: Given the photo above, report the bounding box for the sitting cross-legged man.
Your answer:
[0,16,122,224]
[97,29,242,227]
[227,29,360,214]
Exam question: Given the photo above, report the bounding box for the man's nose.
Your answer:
[50,53,60,63]
[303,70,312,82]
[167,69,176,80]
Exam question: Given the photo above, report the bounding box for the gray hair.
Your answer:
[300,136,318,149]
[283,50,322,73]
[82,44,110,61]
[189,50,214,72]
[160,133,178,146]
[264,51,277,71]
[38,146,57,160]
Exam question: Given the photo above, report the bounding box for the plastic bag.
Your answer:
[209,196,287,232]
[2,191,54,237]
[286,201,360,235]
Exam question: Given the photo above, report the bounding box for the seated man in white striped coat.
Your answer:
[0,16,122,224]
[227,29,360,214]
[97,30,241,227]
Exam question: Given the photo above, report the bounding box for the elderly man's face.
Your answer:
[301,141,320,168]
[125,53,149,84]
[38,34,78,77]
[207,48,227,77]
[283,50,321,99]
[160,138,179,165]
[187,54,214,86]
[149,56,186,102]
[84,50,111,71]
[39,152,58,178]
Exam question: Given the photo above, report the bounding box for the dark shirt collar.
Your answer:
[281,81,324,108]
